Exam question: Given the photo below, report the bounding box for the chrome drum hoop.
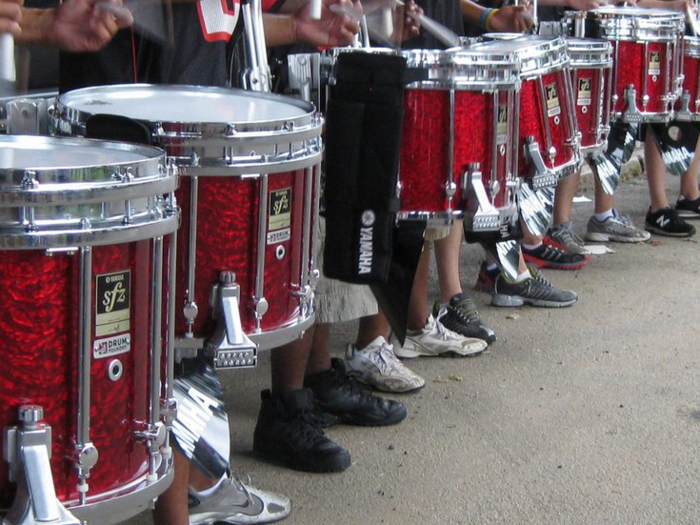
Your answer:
[0,135,178,249]
[567,38,613,69]
[52,84,324,176]
[400,47,521,90]
[474,35,571,79]
[590,6,685,42]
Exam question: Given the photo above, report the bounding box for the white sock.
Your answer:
[486,263,498,271]
[594,209,614,222]
[190,472,227,498]
[515,270,531,283]
[521,242,542,251]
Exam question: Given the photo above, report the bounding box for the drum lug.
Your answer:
[3,405,81,525]
[461,164,500,232]
[204,272,258,370]
[134,421,168,450]
[524,138,558,189]
[622,85,643,124]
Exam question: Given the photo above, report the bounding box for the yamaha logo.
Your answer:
[361,210,376,227]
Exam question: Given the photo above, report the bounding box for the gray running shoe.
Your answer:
[586,210,651,243]
[189,473,291,525]
[549,222,589,254]
[491,265,578,308]
[346,336,425,393]
[393,314,488,358]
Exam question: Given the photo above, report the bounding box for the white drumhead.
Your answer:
[0,136,155,170]
[59,85,310,124]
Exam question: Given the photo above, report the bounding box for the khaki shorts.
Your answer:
[424,225,450,241]
[313,217,378,324]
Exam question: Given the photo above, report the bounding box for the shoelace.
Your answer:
[432,313,464,341]
[450,296,481,324]
[556,225,586,247]
[366,343,403,374]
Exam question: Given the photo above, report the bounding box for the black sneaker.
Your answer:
[645,207,696,237]
[474,261,499,293]
[304,358,407,427]
[674,196,700,219]
[433,293,496,344]
[491,265,578,307]
[253,389,351,473]
[522,242,590,270]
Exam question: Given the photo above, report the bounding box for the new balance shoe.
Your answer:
[305,358,408,426]
[346,337,425,393]
[548,222,589,254]
[522,242,590,270]
[253,389,351,473]
[645,207,696,237]
[491,265,578,307]
[474,261,499,293]
[434,293,496,344]
[189,473,291,525]
[674,195,700,219]
[393,314,488,359]
[586,210,651,243]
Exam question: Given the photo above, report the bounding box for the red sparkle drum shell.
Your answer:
[567,38,613,153]
[398,47,521,224]
[677,36,700,120]
[53,85,322,350]
[589,6,684,122]
[0,136,177,518]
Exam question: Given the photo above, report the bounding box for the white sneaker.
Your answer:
[393,315,488,358]
[189,473,291,525]
[346,336,425,393]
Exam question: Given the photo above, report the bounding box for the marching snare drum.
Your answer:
[398,46,522,229]
[54,85,322,353]
[677,36,700,121]
[588,6,684,123]
[567,38,613,154]
[0,135,177,524]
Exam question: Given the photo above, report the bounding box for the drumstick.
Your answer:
[394,0,461,48]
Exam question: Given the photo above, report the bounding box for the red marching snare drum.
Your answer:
[397,46,521,230]
[484,34,582,188]
[54,85,322,361]
[0,135,177,524]
[567,37,613,154]
[676,36,700,121]
[588,6,684,123]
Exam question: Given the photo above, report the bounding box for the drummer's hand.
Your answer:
[567,0,608,10]
[47,0,132,51]
[399,0,422,41]
[0,0,22,36]
[295,0,361,47]
[489,5,533,32]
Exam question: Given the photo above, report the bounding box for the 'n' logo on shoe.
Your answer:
[656,215,671,228]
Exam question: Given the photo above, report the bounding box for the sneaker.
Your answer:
[645,207,696,237]
[434,293,496,344]
[346,337,425,393]
[548,222,590,254]
[189,473,291,525]
[392,315,488,359]
[304,358,408,426]
[674,195,700,219]
[522,242,590,270]
[253,389,352,473]
[491,265,578,307]
[586,210,651,243]
[474,261,499,293]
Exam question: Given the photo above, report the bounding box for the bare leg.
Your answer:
[552,172,580,225]
[434,222,464,302]
[679,134,700,201]
[355,311,391,349]
[645,136,669,212]
[306,323,332,376]
[270,327,315,395]
[407,242,430,331]
[593,176,615,214]
[153,448,191,525]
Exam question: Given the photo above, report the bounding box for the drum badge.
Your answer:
[577,78,592,106]
[94,270,132,357]
[267,188,292,245]
[546,83,561,118]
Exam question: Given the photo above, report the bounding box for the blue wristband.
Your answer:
[479,8,493,29]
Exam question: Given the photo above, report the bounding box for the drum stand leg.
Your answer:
[3,406,80,525]
[204,272,257,370]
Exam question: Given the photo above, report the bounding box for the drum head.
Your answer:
[57,84,314,125]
